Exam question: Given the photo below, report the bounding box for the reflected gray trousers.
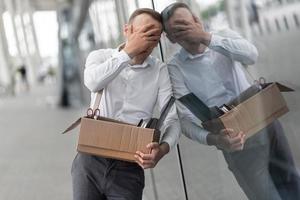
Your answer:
[223,121,300,200]
[71,153,145,200]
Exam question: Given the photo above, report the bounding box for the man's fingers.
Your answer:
[174,19,190,25]
[230,142,244,151]
[228,134,244,144]
[135,154,152,165]
[136,151,153,160]
[134,155,144,166]
[146,142,160,149]
[172,24,190,32]
[173,30,189,38]
[139,23,156,33]
[134,154,155,169]
[144,28,161,37]
[146,35,161,42]
[193,15,201,23]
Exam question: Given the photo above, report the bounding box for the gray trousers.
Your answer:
[223,121,300,200]
[71,153,145,200]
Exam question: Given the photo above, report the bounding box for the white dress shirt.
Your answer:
[84,48,180,149]
[167,29,258,145]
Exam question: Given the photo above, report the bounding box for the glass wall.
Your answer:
[87,0,300,199]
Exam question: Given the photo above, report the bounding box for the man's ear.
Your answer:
[123,24,133,37]
[123,24,129,37]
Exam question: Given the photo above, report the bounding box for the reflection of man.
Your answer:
[162,3,300,200]
[72,9,180,200]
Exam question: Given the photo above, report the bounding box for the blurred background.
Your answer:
[0,0,300,199]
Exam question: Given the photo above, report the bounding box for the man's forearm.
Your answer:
[208,32,258,65]
[180,118,209,145]
[84,50,130,92]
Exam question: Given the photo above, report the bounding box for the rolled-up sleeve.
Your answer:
[209,29,258,65]
[168,63,210,145]
[84,49,130,92]
[156,63,181,150]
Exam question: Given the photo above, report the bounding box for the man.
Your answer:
[162,3,300,200]
[72,8,180,200]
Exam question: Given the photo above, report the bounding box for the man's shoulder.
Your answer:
[87,48,116,59]
[85,48,117,66]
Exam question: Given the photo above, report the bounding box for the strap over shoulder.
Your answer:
[92,90,103,111]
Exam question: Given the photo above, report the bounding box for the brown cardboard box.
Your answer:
[202,83,292,138]
[63,116,160,162]
[77,117,160,162]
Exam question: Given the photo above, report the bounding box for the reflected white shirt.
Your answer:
[168,29,258,145]
[84,48,180,149]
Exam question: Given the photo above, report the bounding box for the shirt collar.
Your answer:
[178,47,210,61]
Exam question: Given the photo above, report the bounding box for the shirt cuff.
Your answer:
[181,119,210,145]
[202,130,210,145]
[208,34,224,48]
[160,122,181,151]
[112,50,131,64]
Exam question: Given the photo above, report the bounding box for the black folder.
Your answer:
[178,93,213,122]
[146,96,176,130]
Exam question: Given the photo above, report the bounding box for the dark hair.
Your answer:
[128,8,162,24]
[161,2,192,29]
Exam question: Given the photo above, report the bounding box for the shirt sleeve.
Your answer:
[84,49,130,92]
[180,118,209,145]
[156,63,181,150]
[208,29,259,65]
[168,63,210,145]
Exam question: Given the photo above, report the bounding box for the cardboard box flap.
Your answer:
[263,82,294,92]
[62,116,135,135]
[62,118,82,134]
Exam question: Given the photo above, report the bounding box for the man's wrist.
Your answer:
[206,133,217,146]
[123,46,135,58]
[159,142,170,155]
[201,32,212,46]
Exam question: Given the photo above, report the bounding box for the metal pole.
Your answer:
[176,144,189,200]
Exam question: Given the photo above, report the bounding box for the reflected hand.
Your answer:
[208,129,246,152]
[171,16,211,46]
[134,142,169,169]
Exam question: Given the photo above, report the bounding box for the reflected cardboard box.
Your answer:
[202,83,293,138]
